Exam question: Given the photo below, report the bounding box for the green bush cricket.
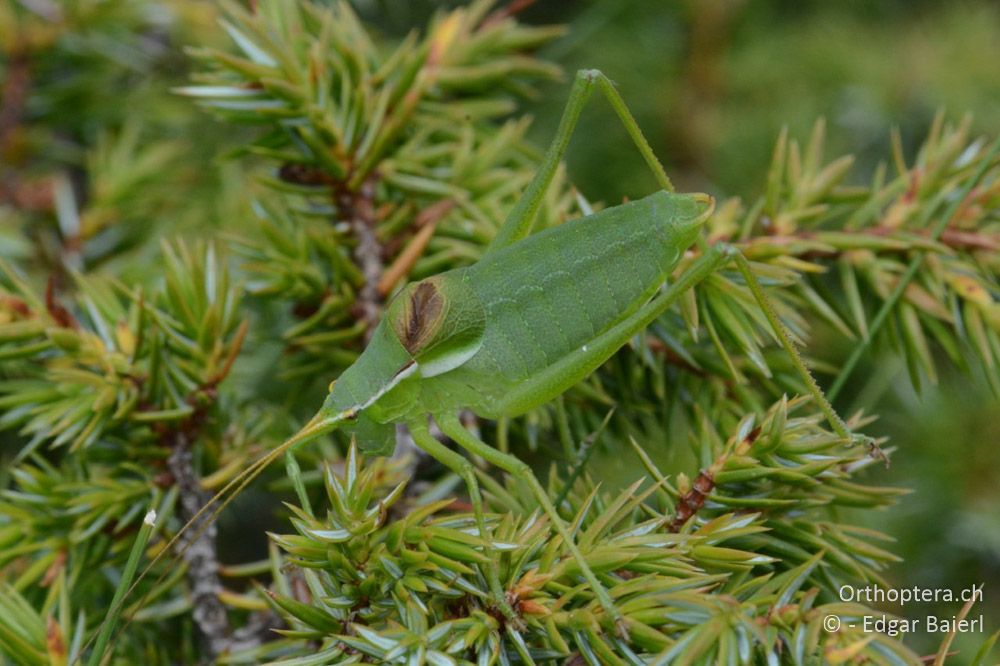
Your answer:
[97,69,855,653]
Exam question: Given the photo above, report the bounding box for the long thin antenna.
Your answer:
[79,411,346,664]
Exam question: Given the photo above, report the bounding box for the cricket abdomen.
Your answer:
[458,191,707,408]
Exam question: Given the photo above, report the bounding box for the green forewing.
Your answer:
[453,190,709,416]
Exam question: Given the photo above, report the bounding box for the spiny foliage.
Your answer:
[590,116,1000,453]
[239,418,916,665]
[0,244,254,660]
[179,0,571,382]
[708,117,1000,394]
[1,1,999,664]
[0,243,244,454]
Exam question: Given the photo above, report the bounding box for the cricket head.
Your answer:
[673,191,714,234]
[300,272,485,457]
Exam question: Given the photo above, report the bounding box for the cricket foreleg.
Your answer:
[728,247,855,443]
[488,69,674,254]
[435,413,630,638]
[407,419,518,623]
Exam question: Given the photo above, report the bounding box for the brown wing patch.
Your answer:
[394,280,444,355]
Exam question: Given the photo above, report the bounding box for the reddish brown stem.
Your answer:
[669,426,760,532]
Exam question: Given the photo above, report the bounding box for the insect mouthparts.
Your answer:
[395,359,416,377]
